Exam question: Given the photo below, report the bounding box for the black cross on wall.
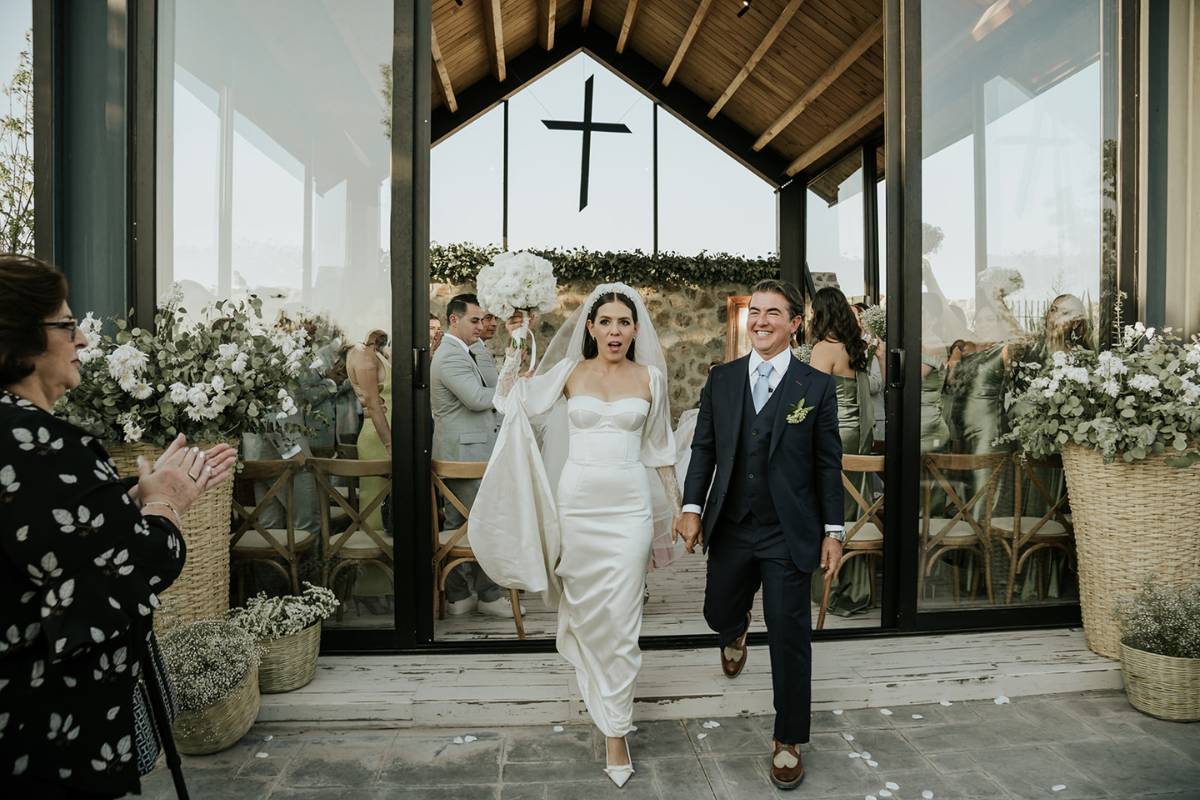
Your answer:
[541,75,632,211]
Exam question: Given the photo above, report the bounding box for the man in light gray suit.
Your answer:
[431,293,516,617]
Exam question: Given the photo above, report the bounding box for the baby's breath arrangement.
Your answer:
[57,290,318,447]
[861,304,886,342]
[791,343,813,364]
[1117,580,1200,659]
[161,620,262,713]
[226,583,339,640]
[1001,322,1200,467]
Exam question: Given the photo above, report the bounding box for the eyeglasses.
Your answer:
[43,320,79,337]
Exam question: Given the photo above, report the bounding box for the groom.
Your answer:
[675,278,843,790]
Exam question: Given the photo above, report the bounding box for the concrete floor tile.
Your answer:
[502,725,595,763]
[1053,738,1200,797]
[378,736,503,787]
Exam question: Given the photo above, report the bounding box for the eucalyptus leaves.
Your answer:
[1002,323,1200,467]
[57,293,318,447]
[226,583,339,640]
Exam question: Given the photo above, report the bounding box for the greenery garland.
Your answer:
[431,243,779,288]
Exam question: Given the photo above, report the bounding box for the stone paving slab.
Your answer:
[140,690,1200,799]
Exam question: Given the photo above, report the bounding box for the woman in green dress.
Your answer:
[809,288,879,617]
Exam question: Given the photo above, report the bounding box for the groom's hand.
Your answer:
[820,537,843,581]
[675,512,703,553]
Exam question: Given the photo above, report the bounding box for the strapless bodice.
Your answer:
[565,395,649,465]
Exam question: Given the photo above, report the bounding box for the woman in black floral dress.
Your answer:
[0,254,236,797]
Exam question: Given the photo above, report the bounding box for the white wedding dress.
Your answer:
[556,395,655,736]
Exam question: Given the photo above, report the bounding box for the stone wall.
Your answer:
[431,281,751,420]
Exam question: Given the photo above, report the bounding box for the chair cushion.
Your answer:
[924,519,979,540]
[233,528,316,551]
[845,522,882,545]
[990,516,1068,537]
[438,528,470,547]
[332,530,394,551]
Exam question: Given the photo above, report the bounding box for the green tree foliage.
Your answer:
[0,31,34,255]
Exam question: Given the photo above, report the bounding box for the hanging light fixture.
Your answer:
[737,0,753,18]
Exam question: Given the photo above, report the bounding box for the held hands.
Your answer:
[673,512,703,554]
[820,536,843,582]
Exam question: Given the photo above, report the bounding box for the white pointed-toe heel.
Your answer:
[604,737,634,788]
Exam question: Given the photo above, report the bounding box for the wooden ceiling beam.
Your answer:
[617,0,640,54]
[754,17,882,151]
[431,24,457,113]
[540,0,557,51]
[707,0,806,119]
[663,0,712,87]
[581,0,592,29]
[481,0,506,82]
[785,92,884,177]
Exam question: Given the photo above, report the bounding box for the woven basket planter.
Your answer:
[258,623,321,693]
[172,664,261,755]
[1120,643,1200,721]
[107,441,235,632]
[1060,444,1200,659]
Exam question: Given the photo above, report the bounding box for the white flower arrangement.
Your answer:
[1117,579,1200,659]
[475,250,558,321]
[160,620,262,713]
[226,582,339,640]
[58,292,319,446]
[861,304,886,342]
[1002,321,1200,467]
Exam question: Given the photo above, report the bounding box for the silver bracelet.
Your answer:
[142,501,182,529]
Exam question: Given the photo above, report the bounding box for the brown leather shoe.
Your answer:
[719,612,751,678]
[770,740,805,790]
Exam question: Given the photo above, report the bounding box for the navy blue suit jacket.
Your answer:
[682,353,844,573]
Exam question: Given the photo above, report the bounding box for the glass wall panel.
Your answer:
[807,151,866,300]
[0,1,33,255]
[918,0,1109,612]
[157,0,394,628]
[431,104,503,247]
[657,109,776,257]
[508,53,653,251]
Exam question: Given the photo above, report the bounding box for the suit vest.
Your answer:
[722,368,784,526]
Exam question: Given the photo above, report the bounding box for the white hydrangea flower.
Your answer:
[1129,374,1160,393]
[230,353,249,374]
[168,382,188,404]
[128,382,153,401]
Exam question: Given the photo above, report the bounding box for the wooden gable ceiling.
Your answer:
[431,0,884,187]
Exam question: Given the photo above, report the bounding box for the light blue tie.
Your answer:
[752,361,773,414]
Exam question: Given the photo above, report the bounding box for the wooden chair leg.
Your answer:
[816,557,847,631]
[510,589,526,640]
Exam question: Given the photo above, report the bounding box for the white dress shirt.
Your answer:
[682,348,844,534]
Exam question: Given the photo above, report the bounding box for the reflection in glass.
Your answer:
[807,151,866,299]
[918,0,1110,612]
[157,0,394,628]
[0,3,33,255]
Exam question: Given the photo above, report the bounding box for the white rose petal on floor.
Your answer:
[697,733,707,740]
[861,751,872,759]
[848,752,862,759]
[255,752,268,759]
[994,695,1011,705]
[701,720,721,729]
[939,700,953,706]
[463,735,478,743]
[842,733,855,741]
[832,709,844,715]
[866,760,879,767]
[885,782,900,790]
[552,725,563,732]
[879,790,893,798]
[880,708,893,716]
[912,714,924,719]
[453,736,464,744]
[922,791,934,799]
[1052,785,1067,792]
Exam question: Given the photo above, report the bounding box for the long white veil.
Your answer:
[534,282,677,569]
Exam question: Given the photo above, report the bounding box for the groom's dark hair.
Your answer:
[582,292,638,362]
[751,279,804,320]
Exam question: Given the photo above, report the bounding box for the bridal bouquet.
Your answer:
[476,250,558,365]
[861,304,886,342]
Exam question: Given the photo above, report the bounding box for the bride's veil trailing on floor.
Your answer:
[534,282,678,570]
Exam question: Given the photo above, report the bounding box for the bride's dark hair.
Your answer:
[583,292,638,361]
[810,287,869,372]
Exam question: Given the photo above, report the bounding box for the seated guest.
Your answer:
[0,253,235,797]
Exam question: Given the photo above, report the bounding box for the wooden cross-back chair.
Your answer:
[991,453,1075,603]
[920,451,1009,605]
[308,457,394,620]
[431,459,525,639]
[230,459,316,601]
[817,454,885,630]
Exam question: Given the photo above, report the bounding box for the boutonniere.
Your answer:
[786,397,811,424]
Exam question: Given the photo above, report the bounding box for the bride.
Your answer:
[468,283,682,788]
